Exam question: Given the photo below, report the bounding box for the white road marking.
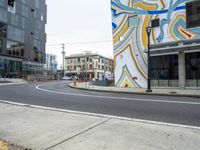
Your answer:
[0,99,200,130]
[36,84,200,105]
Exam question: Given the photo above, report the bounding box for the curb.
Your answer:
[68,84,200,98]
[0,82,27,86]
[0,99,200,130]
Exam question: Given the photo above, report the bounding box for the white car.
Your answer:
[70,76,78,80]
[62,76,70,80]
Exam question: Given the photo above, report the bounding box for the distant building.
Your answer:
[45,53,57,73]
[0,0,47,78]
[65,51,114,80]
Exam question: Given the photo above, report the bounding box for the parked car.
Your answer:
[62,76,70,80]
[70,76,78,80]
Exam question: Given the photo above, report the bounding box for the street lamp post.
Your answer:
[146,26,152,92]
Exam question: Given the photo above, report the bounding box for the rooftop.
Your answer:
[65,51,113,60]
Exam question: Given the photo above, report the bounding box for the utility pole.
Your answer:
[61,43,65,77]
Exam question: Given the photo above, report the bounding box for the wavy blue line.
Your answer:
[157,19,168,43]
[112,22,117,30]
[111,0,187,17]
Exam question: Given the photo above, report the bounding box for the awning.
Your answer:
[150,39,200,56]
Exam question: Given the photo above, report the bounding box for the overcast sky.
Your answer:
[46,0,113,68]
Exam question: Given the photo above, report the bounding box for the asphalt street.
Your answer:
[0,81,200,127]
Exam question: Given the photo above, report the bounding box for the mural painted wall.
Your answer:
[111,0,200,88]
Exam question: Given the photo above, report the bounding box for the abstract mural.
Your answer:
[111,0,200,88]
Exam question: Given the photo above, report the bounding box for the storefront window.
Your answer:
[185,52,200,87]
[0,58,22,78]
[150,54,178,87]
[186,52,200,79]
[150,55,178,80]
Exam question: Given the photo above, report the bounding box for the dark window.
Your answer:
[82,65,85,70]
[33,50,43,63]
[89,65,92,69]
[8,0,16,13]
[31,9,35,12]
[8,0,15,7]
[6,40,24,57]
[0,39,3,53]
[186,52,200,79]
[186,0,200,28]
[0,22,7,53]
[38,52,43,63]
[33,51,38,62]
[151,19,160,28]
[150,54,178,80]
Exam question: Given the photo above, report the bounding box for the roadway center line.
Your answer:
[36,84,200,105]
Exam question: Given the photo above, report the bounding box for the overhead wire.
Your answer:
[46,40,113,46]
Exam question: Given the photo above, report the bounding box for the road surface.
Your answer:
[0,81,199,127]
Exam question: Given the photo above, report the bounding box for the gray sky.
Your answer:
[46,0,113,68]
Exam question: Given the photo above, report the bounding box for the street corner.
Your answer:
[0,139,30,150]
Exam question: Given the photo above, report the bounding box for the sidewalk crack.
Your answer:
[44,118,111,150]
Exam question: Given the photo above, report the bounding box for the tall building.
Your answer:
[0,0,47,78]
[65,51,114,80]
[111,0,200,89]
[45,53,57,73]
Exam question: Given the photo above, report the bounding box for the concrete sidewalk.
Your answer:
[69,82,200,98]
[0,102,200,150]
[0,78,27,86]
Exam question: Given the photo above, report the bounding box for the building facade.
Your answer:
[65,51,114,80]
[111,0,200,89]
[0,0,47,78]
[45,53,57,73]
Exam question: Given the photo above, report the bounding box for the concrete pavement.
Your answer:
[69,82,200,98]
[0,102,200,150]
[0,78,27,86]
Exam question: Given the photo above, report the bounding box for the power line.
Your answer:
[46,44,63,46]
[67,40,112,45]
[46,40,113,46]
